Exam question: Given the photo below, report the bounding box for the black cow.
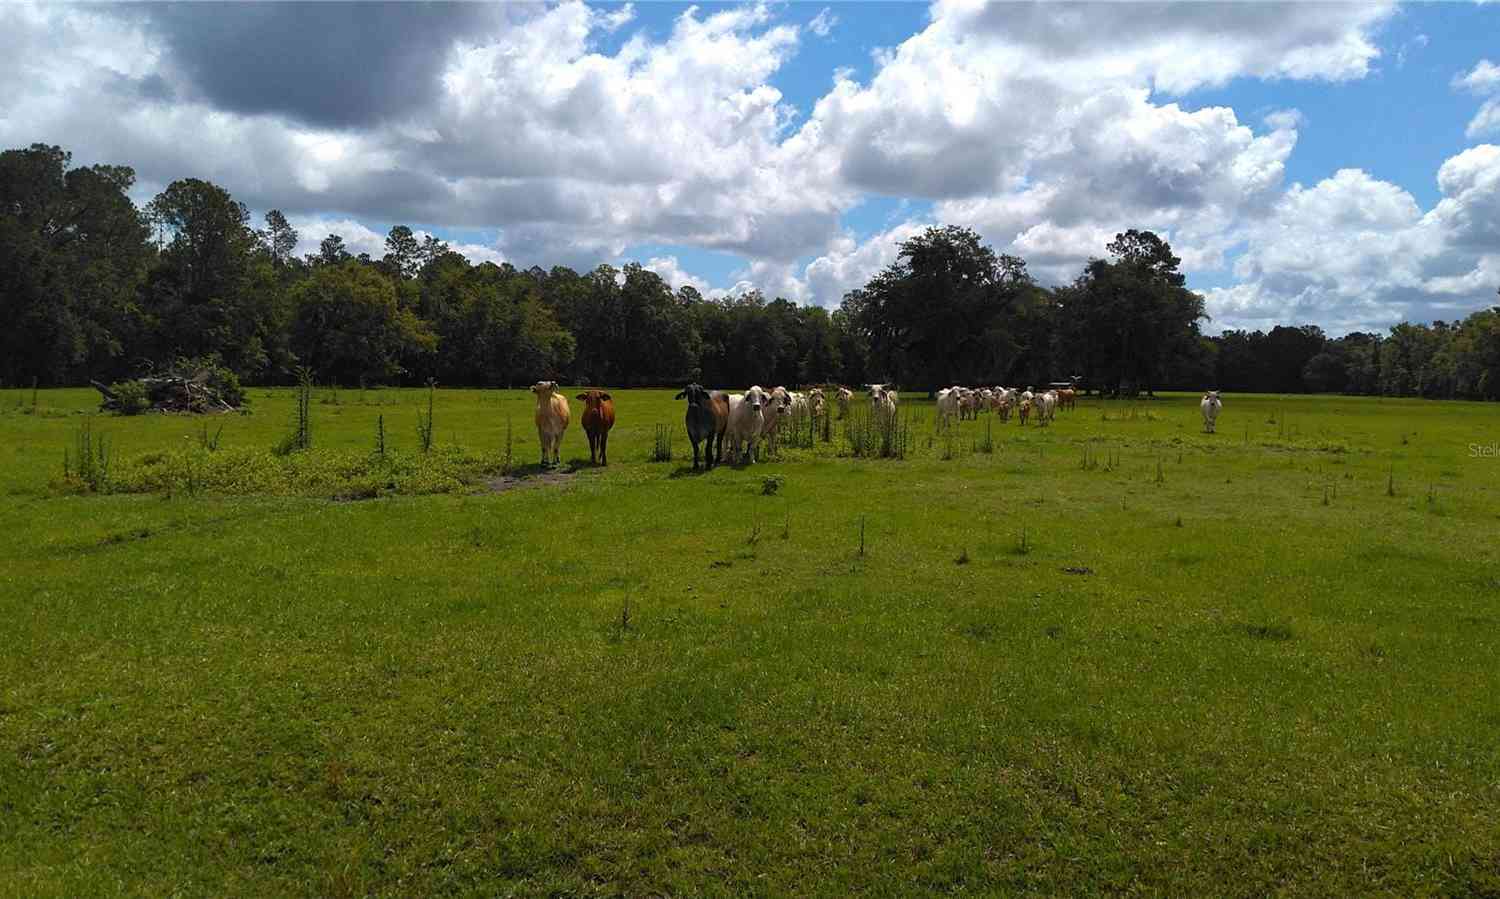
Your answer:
[674,383,729,470]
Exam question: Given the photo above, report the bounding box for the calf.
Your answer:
[958,388,978,421]
[1018,396,1032,426]
[1201,390,1222,433]
[530,381,571,466]
[725,385,769,464]
[675,383,727,470]
[836,387,853,419]
[575,389,615,465]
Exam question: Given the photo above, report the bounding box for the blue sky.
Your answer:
[3,1,1498,334]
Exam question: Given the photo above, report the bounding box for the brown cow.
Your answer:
[1057,388,1076,411]
[575,389,615,465]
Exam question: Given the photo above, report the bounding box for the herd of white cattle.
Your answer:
[530,380,1228,468]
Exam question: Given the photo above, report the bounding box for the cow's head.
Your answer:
[1206,390,1221,400]
[575,389,612,408]
[675,383,706,405]
[744,385,767,412]
[867,383,887,403]
[531,380,558,398]
[769,386,792,415]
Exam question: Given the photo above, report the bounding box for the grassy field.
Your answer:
[2,385,1498,896]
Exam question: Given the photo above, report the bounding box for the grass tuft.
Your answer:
[651,424,674,462]
[1240,622,1295,642]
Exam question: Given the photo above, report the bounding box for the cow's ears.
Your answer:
[599,392,612,401]
[576,393,588,401]
[674,390,686,400]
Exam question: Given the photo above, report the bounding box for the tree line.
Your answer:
[4,143,1499,399]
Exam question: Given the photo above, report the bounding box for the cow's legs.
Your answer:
[600,431,608,466]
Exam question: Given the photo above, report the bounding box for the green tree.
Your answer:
[143,178,275,375]
[1058,230,1206,396]
[840,225,1030,391]
[0,144,153,384]
[383,225,421,280]
[289,261,437,384]
[260,210,298,268]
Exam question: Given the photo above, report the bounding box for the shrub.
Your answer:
[110,380,150,416]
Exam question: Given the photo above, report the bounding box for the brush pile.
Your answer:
[93,360,245,414]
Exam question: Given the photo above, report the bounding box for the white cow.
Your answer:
[867,383,898,420]
[936,387,961,427]
[725,386,769,464]
[761,386,794,456]
[807,387,826,418]
[530,380,571,466]
[1037,390,1058,426]
[1201,390,1222,433]
[836,387,853,419]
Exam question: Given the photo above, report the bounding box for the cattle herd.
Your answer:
[530,381,1228,469]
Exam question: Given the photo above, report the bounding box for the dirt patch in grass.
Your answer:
[485,468,577,493]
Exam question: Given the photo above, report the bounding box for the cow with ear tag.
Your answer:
[576,389,615,465]
[530,381,570,467]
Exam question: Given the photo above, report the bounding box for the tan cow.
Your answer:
[531,380,571,466]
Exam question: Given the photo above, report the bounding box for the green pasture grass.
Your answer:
[2,387,1499,895]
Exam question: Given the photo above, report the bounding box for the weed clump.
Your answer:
[651,424,674,462]
[274,367,313,455]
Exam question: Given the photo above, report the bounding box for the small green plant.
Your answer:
[1387,463,1396,497]
[1155,455,1165,485]
[652,424,674,462]
[68,417,110,492]
[955,547,970,566]
[858,514,866,557]
[781,511,790,540]
[501,415,515,474]
[747,519,761,546]
[110,380,151,415]
[274,367,313,455]
[375,414,387,458]
[977,419,994,454]
[842,405,911,460]
[1174,514,1184,528]
[619,597,631,632]
[416,379,436,453]
[761,474,784,496]
[1017,526,1030,555]
[198,422,223,451]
